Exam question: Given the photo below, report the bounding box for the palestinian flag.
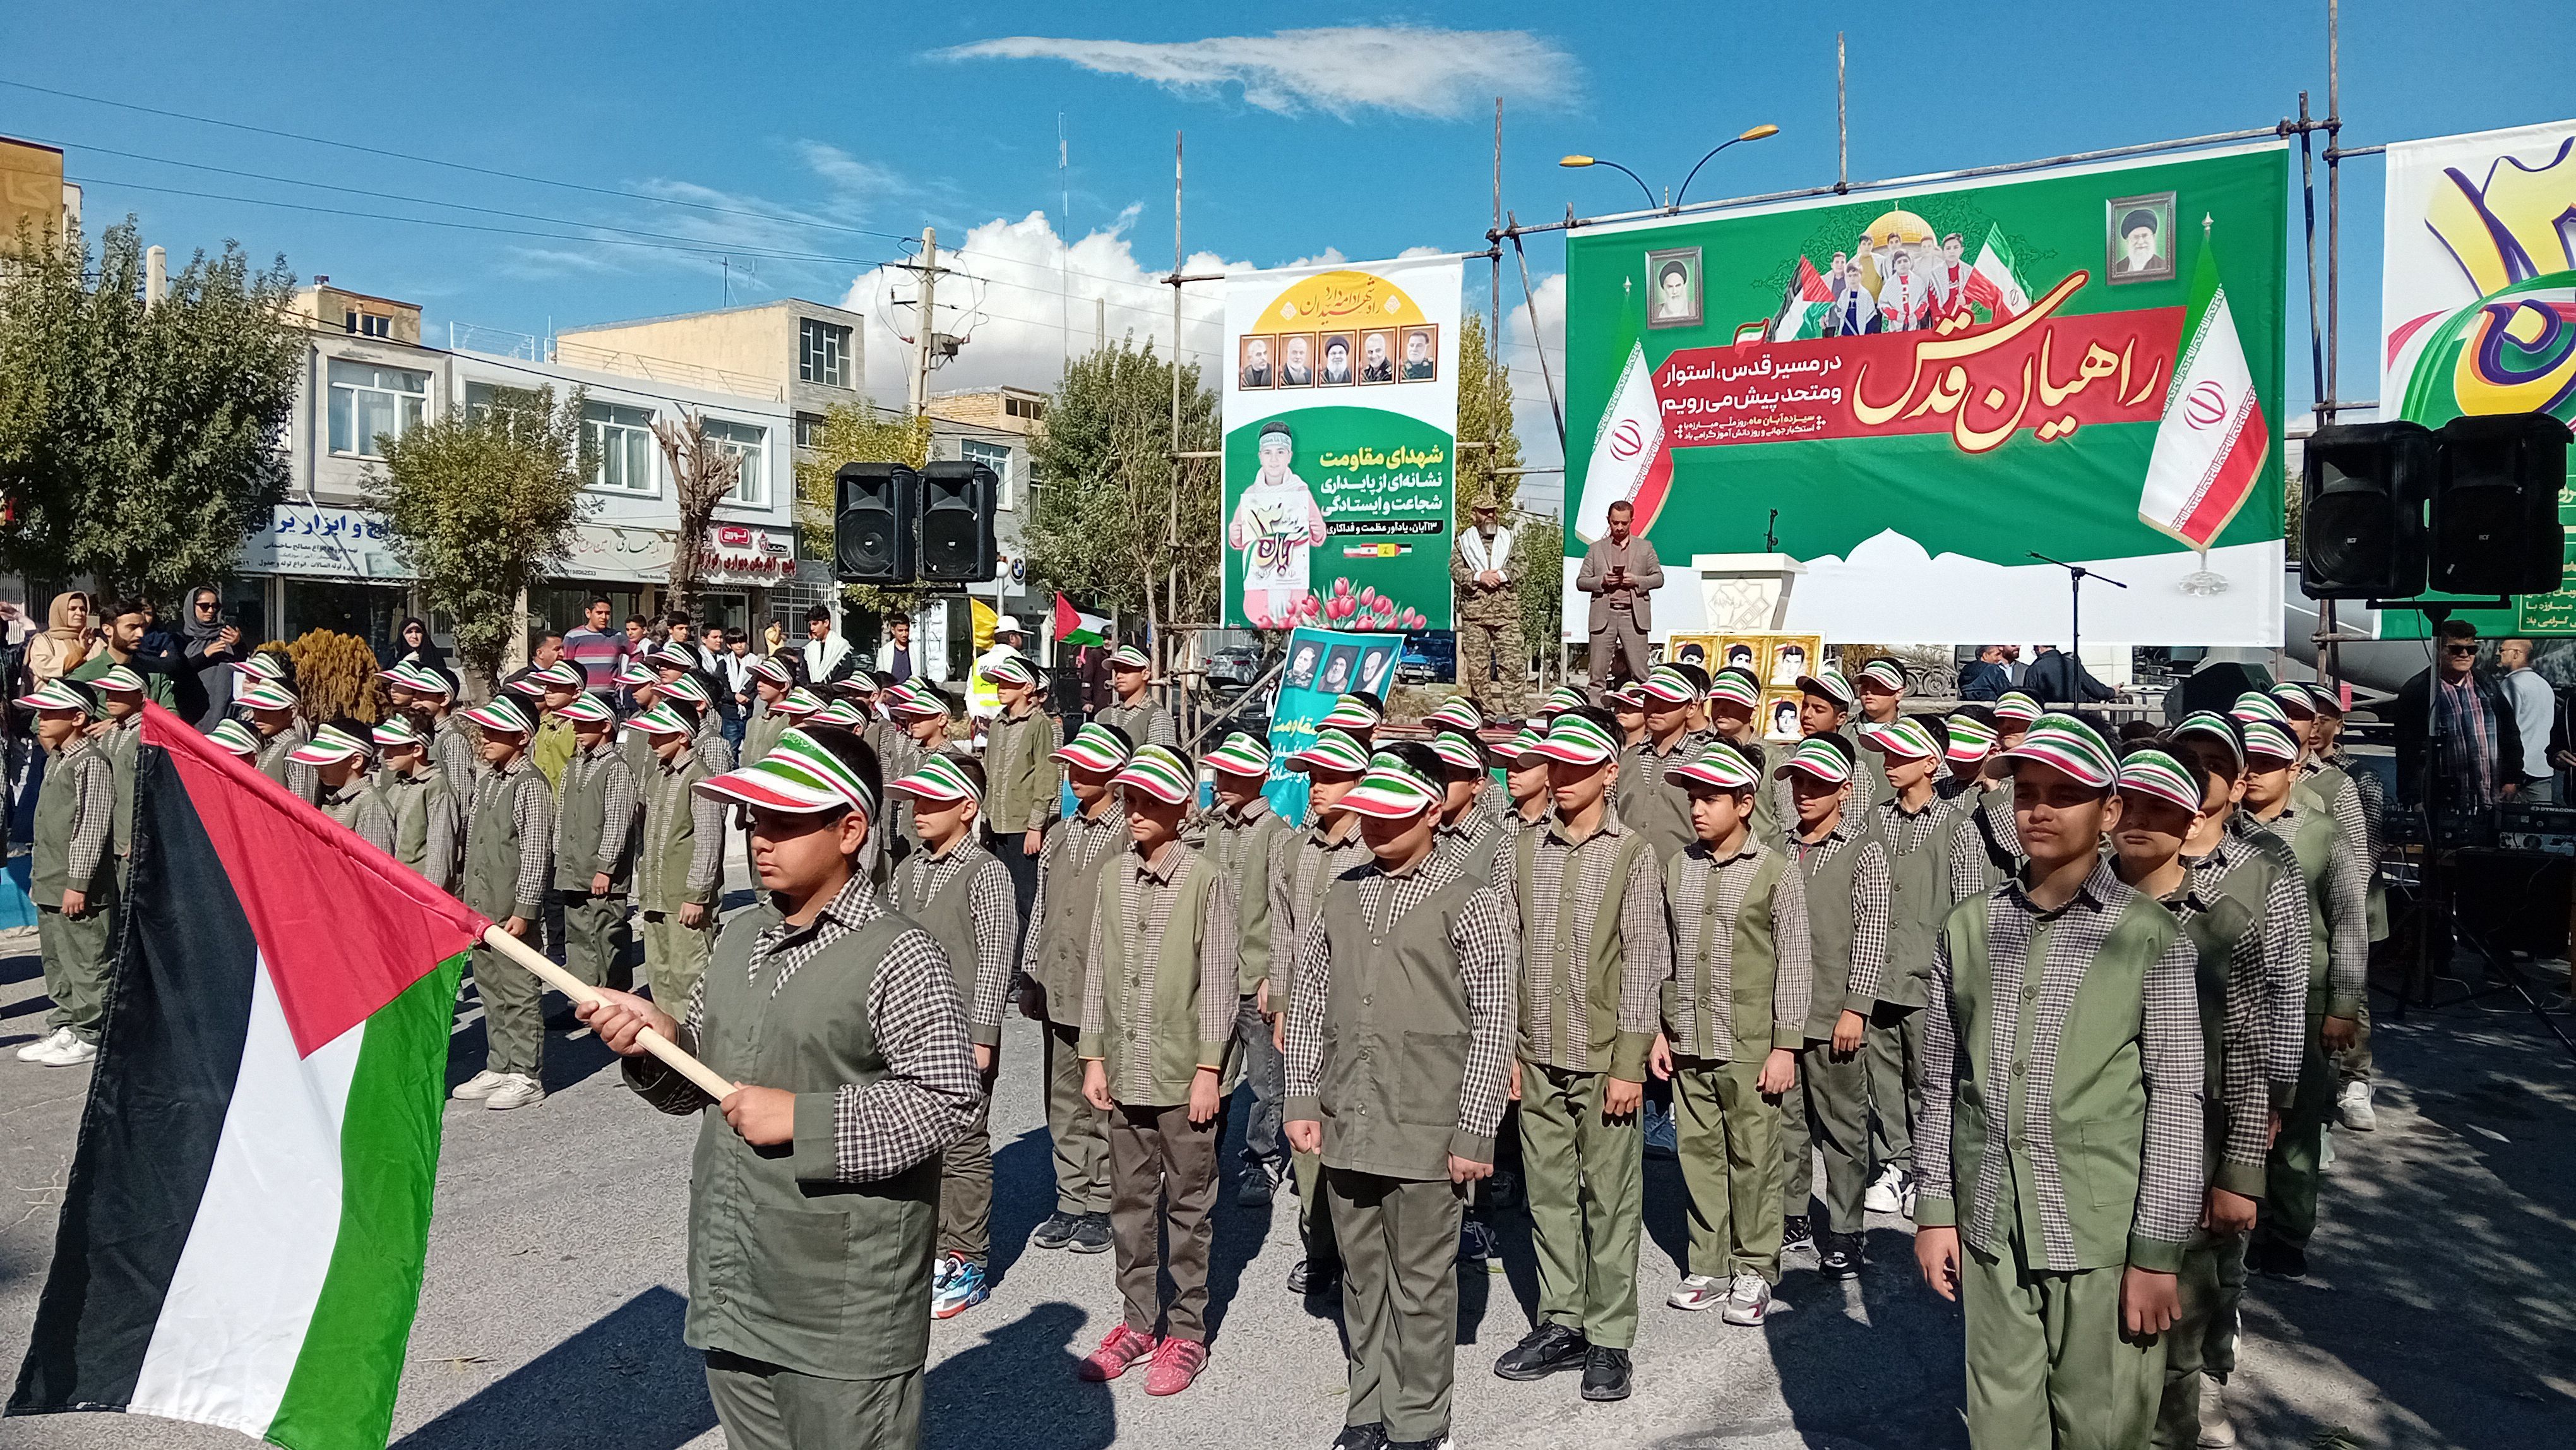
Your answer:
[1770,256,1834,342]
[1964,224,2029,320]
[1573,276,1673,542]
[1052,592,1111,647]
[2138,229,2270,549]
[9,703,481,1450]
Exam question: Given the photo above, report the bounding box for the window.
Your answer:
[326,359,428,457]
[582,400,657,493]
[794,410,825,449]
[705,418,767,506]
[960,438,1013,511]
[464,380,544,421]
[1005,395,1045,421]
[799,319,850,386]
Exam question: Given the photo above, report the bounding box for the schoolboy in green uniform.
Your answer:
[1608,685,1648,753]
[1858,716,1958,1217]
[1426,726,1505,882]
[1914,714,2203,1450]
[17,679,116,1068]
[523,660,587,789]
[1285,745,1515,1450]
[1851,656,1913,812]
[580,725,981,1450]
[1202,731,1294,1206]
[87,666,148,889]
[1075,744,1238,1396]
[880,682,953,864]
[454,695,556,1111]
[1652,741,1810,1326]
[292,719,397,856]
[1491,707,1670,1403]
[402,665,479,801]
[552,692,638,992]
[1270,726,1374,1293]
[1094,644,1176,748]
[374,714,460,894]
[887,752,1020,1321]
[979,654,1059,925]
[239,678,319,805]
[739,657,799,768]
[1422,695,1507,819]
[1940,710,2000,801]
[631,702,726,1013]
[1949,696,2037,904]
[1612,664,1705,867]
[1705,668,1783,848]
[1015,722,1133,1255]
[2301,686,2385,1130]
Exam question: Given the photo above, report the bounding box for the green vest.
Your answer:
[387,769,456,888]
[1093,698,1164,748]
[982,708,1057,836]
[1662,845,1792,1060]
[32,742,112,901]
[1955,788,2023,899]
[556,748,634,892]
[639,752,715,913]
[1511,822,1655,1074]
[1085,849,1218,1106]
[1944,885,2182,1269]
[1613,736,1696,868]
[742,702,792,769]
[103,717,141,861]
[1796,813,1887,1039]
[321,777,391,841]
[1276,825,1368,1024]
[1030,813,1122,1022]
[1880,798,1957,1010]
[463,764,540,920]
[684,909,938,1379]
[1210,808,1291,996]
[891,844,988,1009]
[2253,809,2337,1011]
[1315,867,1486,1180]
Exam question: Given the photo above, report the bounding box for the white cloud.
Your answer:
[934,27,1578,120]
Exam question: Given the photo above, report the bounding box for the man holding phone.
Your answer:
[1575,500,1662,702]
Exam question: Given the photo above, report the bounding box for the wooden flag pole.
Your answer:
[478,925,739,1101]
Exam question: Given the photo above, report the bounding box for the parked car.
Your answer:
[1206,646,1263,693]
[1397,630,1455,685]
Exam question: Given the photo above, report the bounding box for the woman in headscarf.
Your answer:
[396,617,448,671]
[25,593,93,685]
[182,584,246,730]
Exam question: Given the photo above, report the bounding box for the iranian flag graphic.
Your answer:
[1964,223,2030,320]
[2139,231,2270,549]
[1573,279,1673,541]
[10,705,480,1450]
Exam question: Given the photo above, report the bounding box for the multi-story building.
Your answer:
[0,135,80,258]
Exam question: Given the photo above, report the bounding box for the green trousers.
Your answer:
[2154,1228,2248,1449]
[37,890,117,1044]
[1780,1041,1870,1233]
[939,1089,994,1263]
[470,937,544,1078]
[1673,1055,1784,1282]
[1042,1021,1112,1216]
[1519,1062,1643,1348]
[1292,1146,1340,1269]
[560,890,633,993]
[703,1351,922,1450]
[1106,1101,1222,1341]
[1964,1223,2164,1450]
[640,909,715,1014]
[2335,997,2373,1086]
[1865,1004,1923,1177]
[2255,1031,2338,1254]
[1328,1170,1465,1443]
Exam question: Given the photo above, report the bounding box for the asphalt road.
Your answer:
[0,911,2569,1450]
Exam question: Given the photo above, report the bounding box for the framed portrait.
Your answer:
[1765,635,1823,689]
[1316,331,1357,386]
[1320,644,1361,695]
[1357,645,1395,692]
[1275,332,1317,388]
[1237,334,1277,390]
[1760,689,1805,743]
[1397,323,1438,382]
[1645,245,1703,329]
[1357,328,1397,385]
[2105,191,2177,285]
[1666,635,1717,671]
[1283,640,1321,691]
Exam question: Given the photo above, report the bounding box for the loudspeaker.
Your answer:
[834,462,915,583]
[918,461,998,582]
[2176,661,2273,719]
[2430,413,2569,597]
[2301,421,2433,599]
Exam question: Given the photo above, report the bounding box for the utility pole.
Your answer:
[909,226,939,416]
[1837,33,1849,191]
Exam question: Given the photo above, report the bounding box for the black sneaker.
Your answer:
[1031,1211,1082,1250]
[2255,1238,2308,1279]
[1066,1212,1114,1254]
[1781,1214,1814,1257]
[1818,1231,1864,1278]
[1488,1168,1520,1209]
[1578,1346,1633,1401]
[1492,1323,1588,1380]
[1330,1423,1388,1450]
[1237,1158,1279,1207]
[1386,1437,1453,1450]
[1289,1257,1341,1295]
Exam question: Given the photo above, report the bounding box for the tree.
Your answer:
[790,405,931,618]
[0,217,303,598]
[1454,313,1524,522]
[652,410,743,619]
[1511,510,1565,685]
[367,385,592,687]
[1023,340,1220,649]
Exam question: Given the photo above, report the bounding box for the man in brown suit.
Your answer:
[1576,499,1663,701]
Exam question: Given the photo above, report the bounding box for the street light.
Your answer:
[1673,124,1780,210]
[1558,154,1658,212]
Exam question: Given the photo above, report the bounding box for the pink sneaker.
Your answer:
[1142,1336,1208,1396]
[1076,1323,1157,1382]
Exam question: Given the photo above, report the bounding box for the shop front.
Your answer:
[234,503,417,662]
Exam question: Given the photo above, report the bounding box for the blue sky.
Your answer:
[9,1,2575,506]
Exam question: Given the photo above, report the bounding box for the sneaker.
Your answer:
[33,1034,97,1067]
[2337,1081,2377,1132]
[1031,1211,1083,1250]
[1066,1213,1114,1254]
[2253,1238,2308,1279]
[931,1259,989,1319]
[1076,1323,1156,1382]
[1289,1256,1340,1295]
[1142,1334,1208,1396]
[1667,1273,1728,1311]
[1386,1437,1454,1450]
[932,1252,962,1291]
[2197,1375,2238,1446]
[1492,1322,1587,1380]
[1780,1214,1814,1258]
[1578,1346,1633,1401]
[17,1028,72,1062]
[1458,1219,1495,1267]
[1488,1168,1521,1209]
[1818,1231,1864,1278]
[1864,1164,1905,1214]
[1721,1273,1774,1326]
[482,1073,546,1110]
[1237,1159,1278,1207]
[1330,1425,1390,1450]
[451,1069,511,1101]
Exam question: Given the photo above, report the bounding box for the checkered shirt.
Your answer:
[1662,839,1811,1058]
[432,714,477,799]
[1948,789,2024,903]
[565,741,638,879]
[322,778,398,856]
[2171,832,2312,1173]
[1796,812,1893,1005]
[1435,798,1502,870]
[474,757,556,919]
[1270,815,1373,1006]
[1082,839,1240,1103]
[2244,801,2370,1018]
[1018,805,1128,980]
[891,839,1018,1045]
[59,736,114,886]
[1499,812,1671,1073]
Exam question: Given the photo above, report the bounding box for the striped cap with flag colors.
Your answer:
[657,672,710,707]
[531,660,585,690]
[1287,728,1371,774]
[8,705,488,1448]
[2241,719,2300,762]
[211,717,262,757]
[1052,722,1133,774]
[1106,644,1152,671]
[287,722,372,767]
[15,677,90,714]
[2305,682,2345,717]
[1342,752,1444,818]
[237,680,299,713]
[1858,657,1909,695]
[95,664,146,695]
[1505,724,1549,760]
[1422,696,1485,732]
[1541,685,1589,717]
[809,699,869,729]
[1205,731,1270,776]
[554,692,615,727]
[1606,683,1645,709]
[462,696,533,735]
[1863,717,1941,760]
[651,642,700,671]
[1318,693,1382,731]
[625,703,693,738]
[2230,690,2289,728]
[1533,710,1619,767]
[832,672,881,697]
[1796,668,1856,709]
[697,726,876,816]
[979,654,1035,688]
[2173,710,2245,764]
[391,662,448,695]
[613,659,657,689]
[775,686,826,717]
[1111,745,1194,805]
[886,683,949,717]
[1667,741,1762,791]
[2001,712,2120,788]
[1991,691,2041,725]
[892,752,982,805]
[371,715,424,750]
[1944,713,1999,762]
[2265,681,2319,717]
[1642,664,1697,704]
[1428,729,1488,774]
[234,652,288,683]
[1777,736,1855,784]
[505,672,548,698]
[2118,748,2205,815]
[751,654,794,686]
[1707,669,1760,710]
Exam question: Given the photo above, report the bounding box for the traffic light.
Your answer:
[918,460,998,582]
[2300,421,2433,600]
[834,462,916,583]
[2429,413,2568,597]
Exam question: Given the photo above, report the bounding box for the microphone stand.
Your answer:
[2025,552,2127,707]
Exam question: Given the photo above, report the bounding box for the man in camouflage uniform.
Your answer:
[1452,497,1522,719]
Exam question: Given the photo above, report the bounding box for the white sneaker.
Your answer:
[482,1073,546,1111]
[2197,1375,2238,1446]
[18,1028,72,1062]
[35,1034,98,1067]
[1667,1273,1728,1311]
[2337,1081,2376,1132]
[451,1069,510,1101]
[1864,1164,1904,1214]
[1721,1273,1774,1326]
